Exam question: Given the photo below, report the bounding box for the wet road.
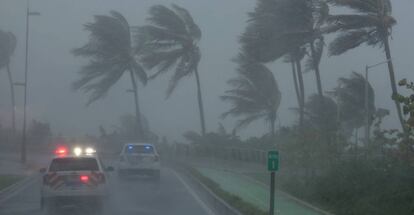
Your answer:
[0,167,214,215]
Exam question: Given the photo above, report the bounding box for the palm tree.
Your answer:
[240,0,327,131]
[221,54,281,137]
[0,30,17,135]
[72,11,147,140]
[330,72,376,140]
[136,4,205,136]
[325,0,404,132]
[284,49,307,129]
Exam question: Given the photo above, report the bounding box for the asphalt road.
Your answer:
[0,167,214,215]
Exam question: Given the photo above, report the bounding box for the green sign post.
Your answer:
[267,151,279,171]
[268,151,279,215]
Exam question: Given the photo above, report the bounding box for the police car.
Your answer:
[40,146,113,214]
[117,143,160,180]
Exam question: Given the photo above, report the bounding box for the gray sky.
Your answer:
[0,0,413,142]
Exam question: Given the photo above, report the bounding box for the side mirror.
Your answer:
[39,168,46,174]
[105,166,114,172]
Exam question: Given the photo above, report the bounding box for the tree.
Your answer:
[72,11,147,140]
[240,0,326,131]
[221,54,281,137]
[136,4,206,136]
[331,72,376,139]
[325,0,404,133]
[0,30,17,135]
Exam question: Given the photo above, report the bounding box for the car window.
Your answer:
[49,157,99,171]
[124,145,154,154]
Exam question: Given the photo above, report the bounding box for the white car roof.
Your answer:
[123,143,155,146]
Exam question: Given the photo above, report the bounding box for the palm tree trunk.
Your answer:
[291,61,301,106]
[6,63,16,136]
[129,70,145,141]
[194,67,206,136]
[270,117,276,139]
[383,36,406,134]
[309,41,323,98]
[296,59,305,132]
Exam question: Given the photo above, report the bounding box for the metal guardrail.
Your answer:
[181,167,243,215]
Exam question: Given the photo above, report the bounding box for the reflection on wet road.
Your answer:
[0,168,212,215]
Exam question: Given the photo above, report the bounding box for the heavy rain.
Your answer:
[0,0,413,215]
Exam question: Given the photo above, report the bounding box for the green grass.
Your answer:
[196,167,322,215]
[189,167,268,215]
[0,175,21,190]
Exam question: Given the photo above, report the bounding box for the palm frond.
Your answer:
[148,5,187,36]
[328,30,371,56]
[222,54,281,131]
[327,0,379,14]
[171,4,202,40]
[73,11,146,104]
[325,14,379,33]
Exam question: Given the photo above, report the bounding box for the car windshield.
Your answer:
[125,145,154,154]
[49,157,99,171]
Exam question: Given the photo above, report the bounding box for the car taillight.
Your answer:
[80,175,89,183]
[153,155,159,162]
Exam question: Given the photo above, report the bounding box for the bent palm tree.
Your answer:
[325,0,404,132]
[221,54,281,137]
[136,4,206,136]
[330,72,376,139]
[72,11,147,140]
[0,30,17,135]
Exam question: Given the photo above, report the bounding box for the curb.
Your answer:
[0,174,38,204]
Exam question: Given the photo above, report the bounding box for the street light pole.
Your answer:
[363,59,393,147]
[364,65,369,146]
[21,0,39,163]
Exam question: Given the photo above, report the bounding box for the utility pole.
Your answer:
[21,0,40,163]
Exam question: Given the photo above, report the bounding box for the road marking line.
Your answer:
[171,169,216,215]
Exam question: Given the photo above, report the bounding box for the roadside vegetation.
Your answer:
[0,175,21,190]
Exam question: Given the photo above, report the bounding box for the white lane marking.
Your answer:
[171,169,216,215]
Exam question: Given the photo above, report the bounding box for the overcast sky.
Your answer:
[0,0,413,142]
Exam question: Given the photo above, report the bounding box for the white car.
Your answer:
[40,146,113,214]
[117,143,161,180]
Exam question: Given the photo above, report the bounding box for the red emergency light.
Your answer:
[80,175,89,183]
[54,147,68,156]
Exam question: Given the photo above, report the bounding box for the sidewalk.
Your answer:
[189,157,332,215]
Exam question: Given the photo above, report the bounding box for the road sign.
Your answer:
[267,151,279,172]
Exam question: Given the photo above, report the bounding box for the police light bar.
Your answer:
[54,146,68,156]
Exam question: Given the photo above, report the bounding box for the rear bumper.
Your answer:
[118,161,160,171]
[41,186,108,198]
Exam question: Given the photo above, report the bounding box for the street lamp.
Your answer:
[21,0,40,163]
[364,59,392,145]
